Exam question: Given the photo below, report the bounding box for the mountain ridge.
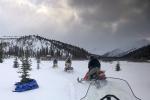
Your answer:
[0,35,90,59]
[103,39,150,58]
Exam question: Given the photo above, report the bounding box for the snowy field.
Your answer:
[0,58,150,100]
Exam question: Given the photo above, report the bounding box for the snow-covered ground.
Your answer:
[0,59,150,100]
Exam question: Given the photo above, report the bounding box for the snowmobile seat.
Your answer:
[83,70,106,81]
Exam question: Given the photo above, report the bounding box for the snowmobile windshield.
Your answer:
[81,77,141,100]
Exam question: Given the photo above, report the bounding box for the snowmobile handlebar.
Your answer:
[100,94,120,100]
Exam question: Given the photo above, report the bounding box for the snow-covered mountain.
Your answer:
[103,39,150,57]
[123,45,150,60]
[0,36,52,52]
[0,35,89,59]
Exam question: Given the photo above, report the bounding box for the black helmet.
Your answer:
[90,55,95,60]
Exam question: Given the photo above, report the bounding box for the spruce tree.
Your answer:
[116,62,121,71]
[19,54,32,83]
[13,57,19,68]
[0,44,3,63]
[36,56,40,70]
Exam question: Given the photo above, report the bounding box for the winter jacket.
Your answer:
[65,58,71,64]
[53,59,57,64]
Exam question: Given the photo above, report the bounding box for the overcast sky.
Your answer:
[0,0,150,54]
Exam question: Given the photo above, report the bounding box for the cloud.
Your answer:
[67,0,150,37]
[0,0,76,35]
[0,0,150,54]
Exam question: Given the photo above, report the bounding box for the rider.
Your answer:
[53,58,58,67]
[84,56,106,80]
[64,56,72,71]
[87,56,101,80]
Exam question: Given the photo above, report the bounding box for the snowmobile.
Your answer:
[78,77,141,100]
[77,70,106,89]
[53,63,58,68]
[13,79,39,92]
[64,63,73,72]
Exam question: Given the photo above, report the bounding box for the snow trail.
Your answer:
[0,59,149,100]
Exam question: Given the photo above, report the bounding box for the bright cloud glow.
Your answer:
[0,0,77,35]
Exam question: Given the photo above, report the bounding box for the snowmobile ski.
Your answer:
[77,77,84,83]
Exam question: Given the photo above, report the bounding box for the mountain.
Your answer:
[103,39,150,58]
[0,35,90,59]
[122,45,150,60]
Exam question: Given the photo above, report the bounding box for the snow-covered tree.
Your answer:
[0,44,3,63]
[13,57,19,68]
[36,56,40,70]
[19,54,32,83]
[116,62,121,71]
